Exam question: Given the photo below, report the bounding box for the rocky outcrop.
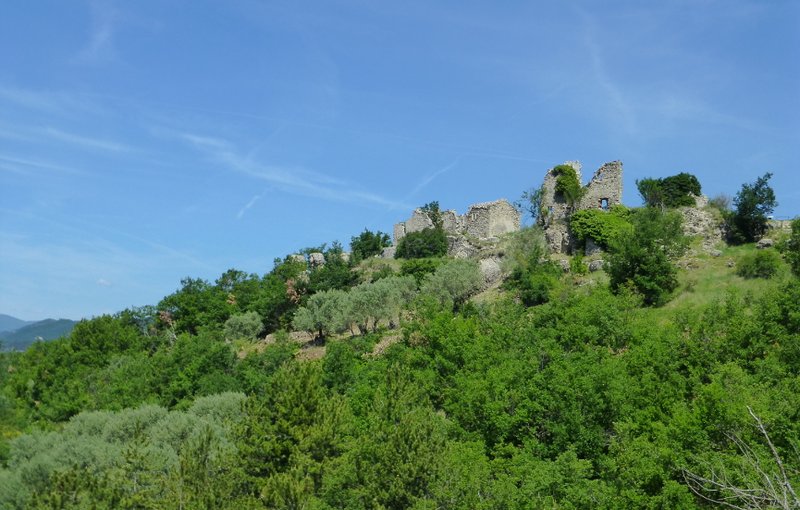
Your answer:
[757,238,775,249]
[678,203,724,251]
[308,252,326,267]
[479,257,503,287]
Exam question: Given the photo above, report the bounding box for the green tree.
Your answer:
[420,259,482,310]
[223,311,263,342]
[349,229,391,262]
[607,208,687,306]
[395,228,448,259]
[517,185,544,223]
[729,172,777,244]
[637,173,702,208]
[785,218,800,277]
[292,289,349,339]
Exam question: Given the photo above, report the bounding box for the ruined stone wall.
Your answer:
[578,161,623,211]
[464,200,520,238]
[538,160,624,254]
[391,199,521,253]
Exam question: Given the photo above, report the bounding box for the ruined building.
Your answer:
[539,161,624,253]
[391,199,521,258]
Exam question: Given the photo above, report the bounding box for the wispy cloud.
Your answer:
[171,130,413,210]
[43,126,132,152]
[237,189,269,219]
[0,154,85,175]
[582,29,637,136]
[405,157,460,200]
[74,1,119,64]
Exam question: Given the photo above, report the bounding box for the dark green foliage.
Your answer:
[552,164,584,206]
[736,249,782,279]
[5,220,800,509]
[420,200,443,228]
[395,227,448,259]
[400,257,444,283]
[349,228,391,262]
[637,172,702,208]
[607,208,687,306]
[785,218,800,277]
[307,249,356,293]
[729,172,778,244]
[570,251,588,275]
[505,241,562,306]
[569,205,633,249]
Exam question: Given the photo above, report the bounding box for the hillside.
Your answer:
[0,314,33,334]
[0,172,797,509]
[0,319,77,351]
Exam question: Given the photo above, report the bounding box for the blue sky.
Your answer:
[1,0,798,320]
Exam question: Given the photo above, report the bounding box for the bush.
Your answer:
[553,164,584,206]
[607,208,687,306]
[570,206,633,250]
[420,259,483,310]
[736,250,782,279]
[350,229,391,262]
[785,218,800,277]
[395,228,448,259]
[504,239,562,306]
[728,172,777,244]
[223,311,263,342]
[401,258,444,284]
[637,172,701,208]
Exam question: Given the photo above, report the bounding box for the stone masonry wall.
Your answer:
[539,160,624,254]
[392,199,521,247]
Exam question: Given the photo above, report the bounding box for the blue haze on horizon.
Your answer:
[1,0,798,320]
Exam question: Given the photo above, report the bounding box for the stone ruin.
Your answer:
[391,199,521,257]
[539,160,624,253]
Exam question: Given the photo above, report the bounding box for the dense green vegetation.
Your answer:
[637,172,702,208]
[728,173,778,244]
[552,164,585,207]
[569,205,633,250]
[1,175,798,509]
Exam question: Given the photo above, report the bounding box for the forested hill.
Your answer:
[0,318,77,351]
[0,173,798,509]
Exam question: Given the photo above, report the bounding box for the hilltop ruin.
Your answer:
[539,161,624,253]
[391,199,521,258]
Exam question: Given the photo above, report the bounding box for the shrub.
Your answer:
[401,258,444,284]
[607,208,687,306]
[395,228,447,259]
[223,311,263,342]
[504,239,562,306]
[736,250,782,279]
[637,172,701,208]
[570,205,633,250]
[785,218,800,277]
[420,259,483,310]
[350,229,391,262]
[728,172,777,244]
[552,164,585,206]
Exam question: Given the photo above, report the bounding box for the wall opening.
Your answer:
[600,198,609,210]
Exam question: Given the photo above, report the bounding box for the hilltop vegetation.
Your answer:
[0,172,798,509]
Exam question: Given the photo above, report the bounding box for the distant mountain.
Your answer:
[0,319,77,350]
[0,313,34,333]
